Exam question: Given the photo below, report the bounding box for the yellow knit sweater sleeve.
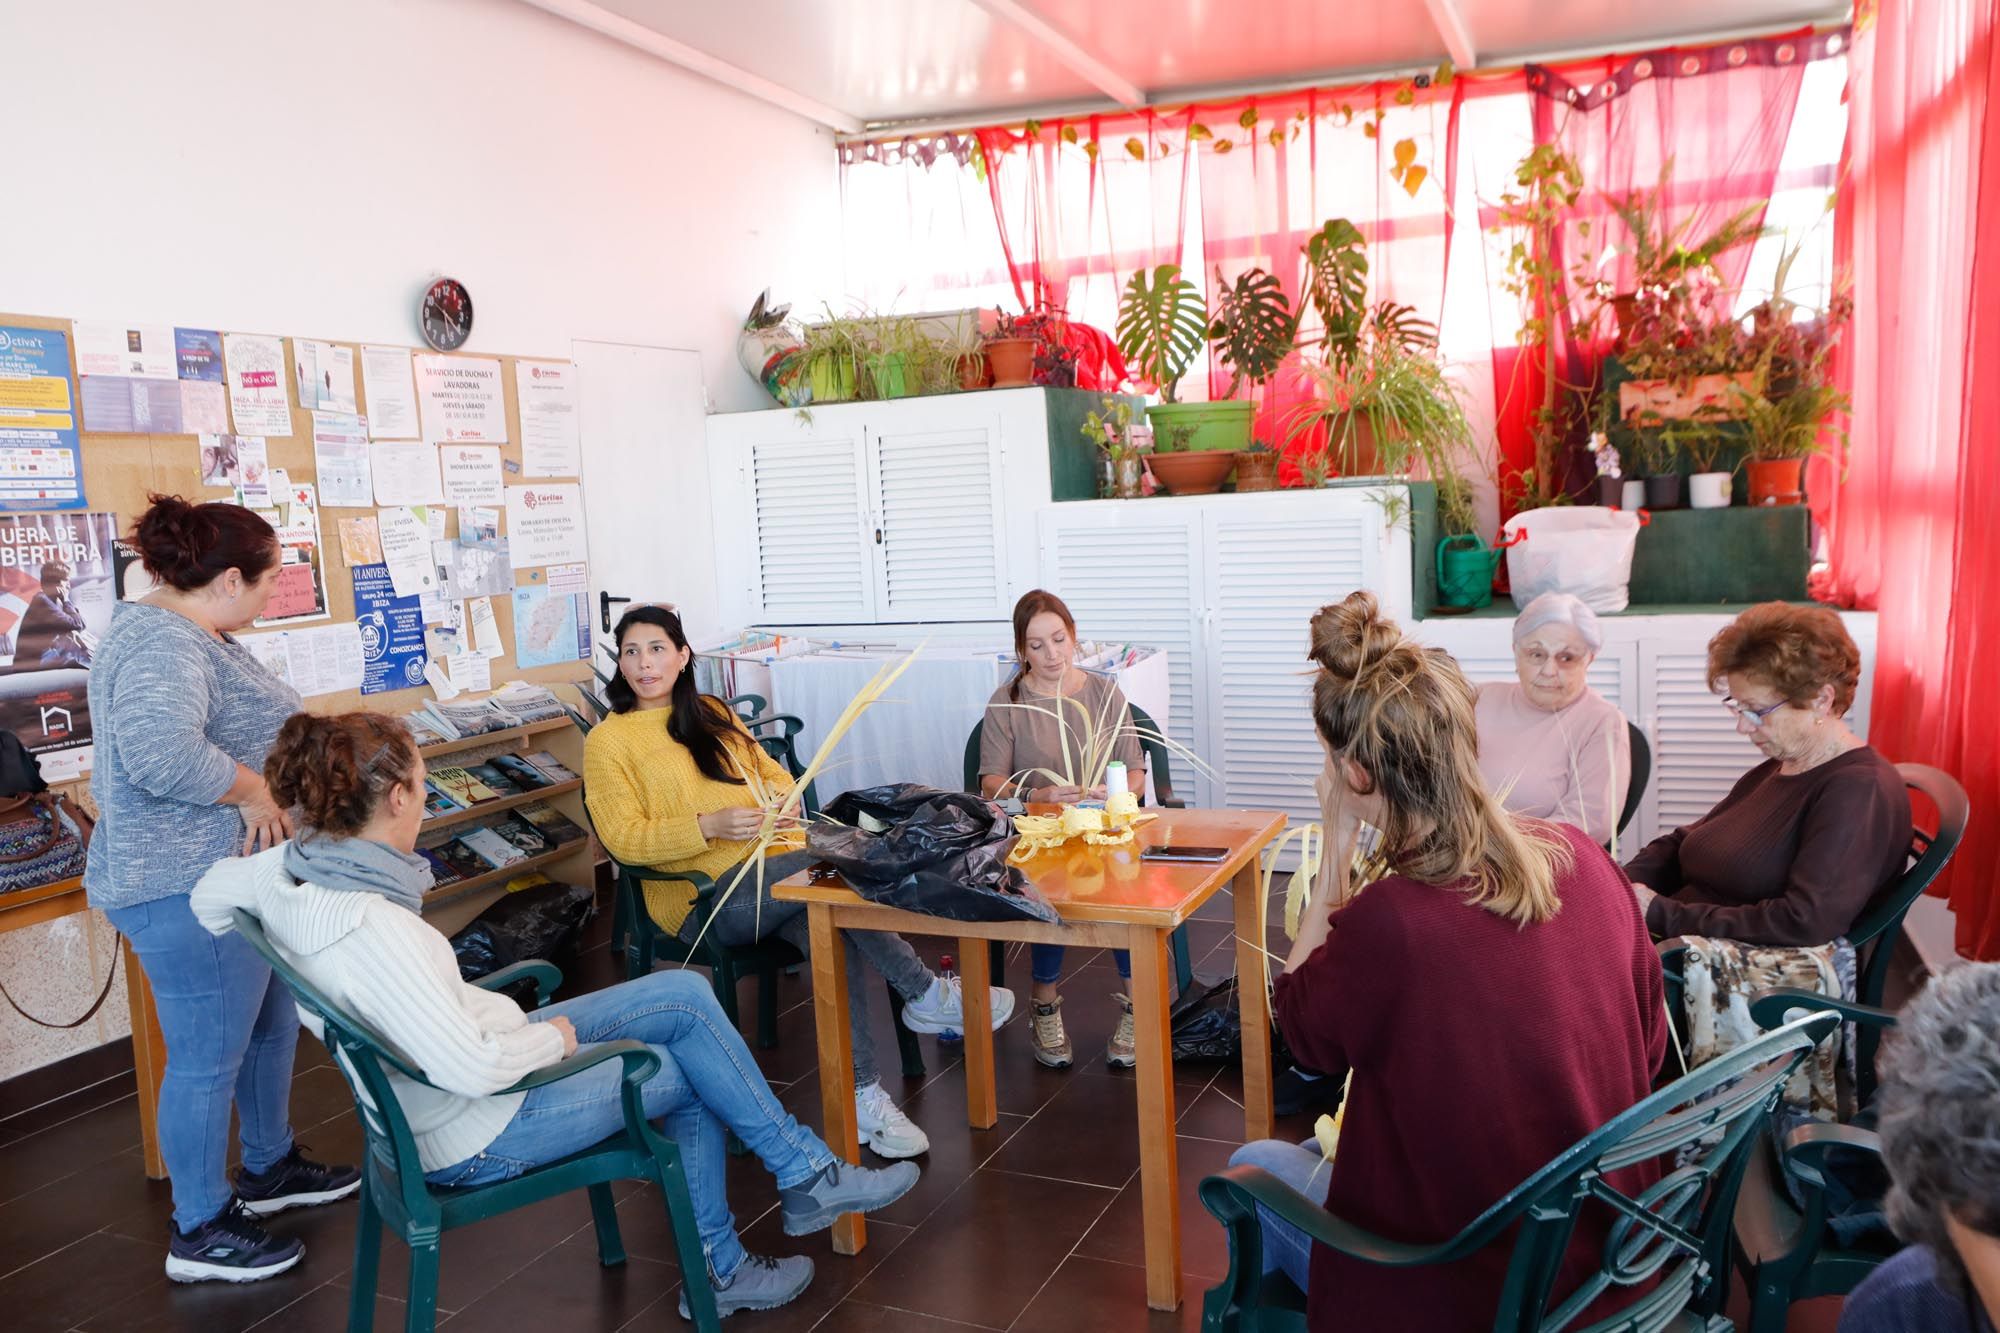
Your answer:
[582,713,712,868]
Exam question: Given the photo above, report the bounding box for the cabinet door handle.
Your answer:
[875,527,883,545]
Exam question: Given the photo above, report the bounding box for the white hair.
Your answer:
[1512,593,1603,654]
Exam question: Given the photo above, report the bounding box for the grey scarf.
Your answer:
[284,834,433,914]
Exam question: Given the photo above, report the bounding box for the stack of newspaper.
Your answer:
[404,682,571,743]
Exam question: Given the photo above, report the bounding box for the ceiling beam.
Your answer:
[966,0,1148,110]
[1422,0,1479,70]
[514,0,863,133]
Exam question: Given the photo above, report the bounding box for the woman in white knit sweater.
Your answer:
[192,710,918,1319]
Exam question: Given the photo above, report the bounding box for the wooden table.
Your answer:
[0,876,167,1177]
[772,807,1286,1312]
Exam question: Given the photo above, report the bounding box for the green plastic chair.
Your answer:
[1658,763,1967,1096]
[228,908,722,1333]
[725,693,768,723]
[1731,988,1903,1333]
[963,701,1195,994]
[1197,1012,1838,1332]
[598,730,927,1080]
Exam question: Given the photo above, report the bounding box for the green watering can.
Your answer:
[1436,531,1525,610]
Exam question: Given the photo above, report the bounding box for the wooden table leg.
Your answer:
[806,905,864,1256]
[124,938,167,1180]
[1128,926,1182,1311]
[1232,863,1275,1145]
[958,936,997,1130]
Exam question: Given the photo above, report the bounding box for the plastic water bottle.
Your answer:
[935,953,963,1044]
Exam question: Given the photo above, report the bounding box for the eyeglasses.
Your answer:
[1722,697,1789,724]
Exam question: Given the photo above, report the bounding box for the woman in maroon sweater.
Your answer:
[1230,591,1665,1330]
[1623,603,1908,945]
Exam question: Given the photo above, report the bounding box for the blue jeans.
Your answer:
[423,970,835,1283]
[1228,1138,1331,1296]
[105,894,298,1232]
[1030,943,1130,985]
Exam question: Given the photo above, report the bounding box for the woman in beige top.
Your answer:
[978,590,1146,1070]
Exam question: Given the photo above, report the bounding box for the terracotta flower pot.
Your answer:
[1326,412,1382,476]
[985,338,1036,388]
[1145,449,1239,496]
[1232,451,1280,492]
[957,352,992,391]
[1746,457,1806,506]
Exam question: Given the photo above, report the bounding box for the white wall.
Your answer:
[0,0,840,1082]
[0,0,839,413]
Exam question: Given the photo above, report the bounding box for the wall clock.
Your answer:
[419,277,474,351]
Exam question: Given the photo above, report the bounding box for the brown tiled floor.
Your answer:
[0,881,1848,1332]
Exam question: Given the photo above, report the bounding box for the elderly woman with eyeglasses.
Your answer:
[1623,603,1909,946]
[1473,593,1631,846]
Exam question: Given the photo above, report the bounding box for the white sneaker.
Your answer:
[855,1080,930,1159]
[899,974,1016,1034]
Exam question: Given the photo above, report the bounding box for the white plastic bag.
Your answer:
[1502,507,1643,613]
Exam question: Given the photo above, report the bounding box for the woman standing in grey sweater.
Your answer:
[87,495,358,1284]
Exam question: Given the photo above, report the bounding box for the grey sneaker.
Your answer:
[778,1158,921,1236]
[678,1253,814,1319]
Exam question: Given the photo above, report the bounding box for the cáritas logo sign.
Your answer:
[520,489,560,510]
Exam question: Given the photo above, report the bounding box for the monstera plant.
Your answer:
[1209,265,1295,399]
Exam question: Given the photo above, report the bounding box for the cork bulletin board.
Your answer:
[0,308,595,799]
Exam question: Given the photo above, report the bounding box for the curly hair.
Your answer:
[1706,602,1863,715]
[265,711,420,839]
[1876,962,2000,1304]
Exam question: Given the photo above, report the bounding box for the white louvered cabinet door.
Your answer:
[1038,503,1207,803]
[869,415,1008,621]
[1640,644,1761,849]
[1202,503,1377,826]
[745,432,875,624]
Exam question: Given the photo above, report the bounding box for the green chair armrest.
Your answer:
[500,1037,660,1095]
[1200,1165,1450,1268]
[1747,988,1899,1033]
[1781,1121,1882,1191]
[475,960,563,1005]
[1160,796,1188,809]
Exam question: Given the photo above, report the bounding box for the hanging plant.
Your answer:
[1208,266,1296,398]
[1115,265,1208,402]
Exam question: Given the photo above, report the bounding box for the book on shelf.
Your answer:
[421,781,466,820]
[489,814,555,858]
[428,766,501,807]
[517,801,587,845]
[458,825,529,869]
[463,760,528,797]
[484,753,554,791]
[418,847,464,886]
[520,750,578,784]
[426,839,493,882]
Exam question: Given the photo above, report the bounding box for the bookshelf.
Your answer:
[413,690,597,938]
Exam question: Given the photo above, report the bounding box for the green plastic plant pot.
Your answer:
[1144,401,1254,454]
[809,359,855,403]
[1436,535,1498,609]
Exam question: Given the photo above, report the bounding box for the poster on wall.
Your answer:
[72,322,226,435]
[414,354,507,443]
[438,444,503,505]
[311,411,374,507]
[0,326,86,511]
[251,481,330,626]
[174,328,228,433]
[0,510,121,779]
[503,482,587,567]
[236,622,363,698]
[360,346,420,439]
[511,583,589,669]
[293,339,357,416]
[515,361,579,476]
[223,333,294,436]
[353,562,429,695]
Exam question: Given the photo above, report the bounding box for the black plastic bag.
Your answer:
[1171,971,1247,1064]
[450,880,598,1002]
[811,784,1058,925]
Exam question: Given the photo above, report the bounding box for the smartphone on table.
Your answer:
[1140,845,1230,863]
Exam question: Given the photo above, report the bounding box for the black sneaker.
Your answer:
[165,1199,304,1284]
[1274,1064,1346,1119]
[233,1144,361,1217]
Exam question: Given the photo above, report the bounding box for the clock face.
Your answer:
[420,278,473,351]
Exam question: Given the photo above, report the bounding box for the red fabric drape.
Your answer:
[1825,0,2000,958]
[1494,34,1822,510]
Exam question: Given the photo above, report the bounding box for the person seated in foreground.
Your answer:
[1474,591,1631,847]
[192,710,920,1319]
[1839,962,2000,1333]
[1229,591,1665,1328]
[584,604,1013,1161]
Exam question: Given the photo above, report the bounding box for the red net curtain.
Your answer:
[1827,0,2000,958]
[1484,31,1825,511]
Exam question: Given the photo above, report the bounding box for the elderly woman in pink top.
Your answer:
[1474,593,1632,846]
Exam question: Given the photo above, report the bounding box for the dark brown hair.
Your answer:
[131,493,281,593]
[608,605,749,785]
[265,711,420,838]
[1707,602,1862,715]
[1008,589,1078,702]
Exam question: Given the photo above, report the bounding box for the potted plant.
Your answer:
[1207,264,1296,492]
[945,320,992,390]
[1602,166,1766,346]
[1497,145,1586,508]
[789,310,868,404]
[1670,411,1736,509]
[1637,424,1684,510]
[1081,398,1146,498]
[1114,264,1253,467]
[1233,437,1280,492]
[985,309,1039,388]
[861,314,923,400]
[1589,432,1626,508]
[1729,347,1849,507]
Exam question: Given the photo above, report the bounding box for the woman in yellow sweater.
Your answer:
[584,607,1015,1161]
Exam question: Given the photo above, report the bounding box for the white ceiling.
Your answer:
[528,0,1851,131]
